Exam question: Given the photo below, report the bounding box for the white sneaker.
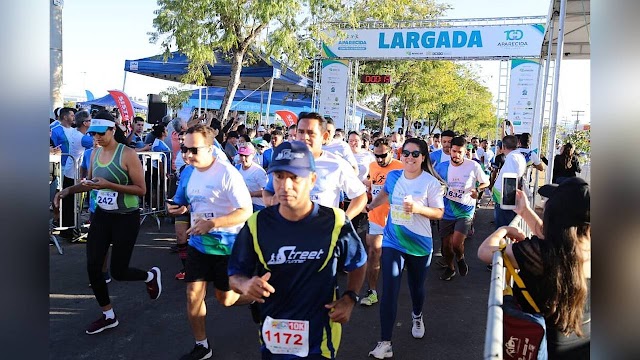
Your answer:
[412,313,425,339]
[369,341,393,359]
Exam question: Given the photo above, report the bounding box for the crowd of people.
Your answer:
[49,107,589,359]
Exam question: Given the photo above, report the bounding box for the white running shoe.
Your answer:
[412,313,425,339]
[369,341,393,359]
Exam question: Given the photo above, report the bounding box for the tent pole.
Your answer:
[545,0,567,185]
[198,88,202,115]
[122,71,127,92]
[265,77,275,125]
[260,91,264,124]
[205,87,209,112]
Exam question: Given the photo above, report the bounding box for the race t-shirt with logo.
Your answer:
[63,128,85,179]
[368,159,404,228]
[236,162,268,209]
[492,151,527,206]
[382,170,444,256]
[228,203,367,359]
[435,160,489,220]
[516,147,542,167]
[429,149,451,168]
[476,147,495,171]
[353,151,376,182]
[173,160,252,255]
[265,151,366,208]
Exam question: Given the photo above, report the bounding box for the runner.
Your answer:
[492,135,527,228]
[360,138,403,307]
[53,115,162,335]
[228,141,367,360]
[236,143,268,212]
[434,136,490,280]
[366,138,445,359]
[166,124,254,360]
[429,130,455,167]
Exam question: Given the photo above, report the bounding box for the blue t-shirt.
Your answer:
[262,148,274,170]
[228,203,366,359]
[50,124,70,167]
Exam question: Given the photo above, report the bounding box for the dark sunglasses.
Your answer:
[402,150,422,158]
[374,152,390,159]
[88,131,106,136]
[180,145,210,155]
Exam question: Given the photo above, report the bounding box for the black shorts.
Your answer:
[184,245,231,291]
[439,218,473,239]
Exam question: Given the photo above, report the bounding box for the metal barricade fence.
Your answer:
[483,215,533,359]
[49,153,82,254]
[138,151,170,229]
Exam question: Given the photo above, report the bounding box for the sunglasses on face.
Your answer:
[374,152,390,159]
[402,150,422,158]
[180,145,210,155]
[88,131,106,136]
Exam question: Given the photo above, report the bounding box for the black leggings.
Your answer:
[87,208,147,307]
[61,176,75,228]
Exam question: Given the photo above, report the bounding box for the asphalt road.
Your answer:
[50,202,498,360]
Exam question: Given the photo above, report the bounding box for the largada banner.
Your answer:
[322,24,545,59]
[507,59,540,134]
[319,60,349,129]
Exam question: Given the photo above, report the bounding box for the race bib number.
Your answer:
[446,188,465,201]
[96,190,118,211]
[190,212,215,229]
[261,316,309,357]
[371,185,383,198]
[390,204,413,226]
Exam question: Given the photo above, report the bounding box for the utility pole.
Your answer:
[51,0,64,110]
[571,110,584,131]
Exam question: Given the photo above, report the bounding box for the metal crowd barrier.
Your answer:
[138,151,170,229]
[483,214,533,359]
[49,153,82,254]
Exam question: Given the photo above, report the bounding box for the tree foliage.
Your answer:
[159,86,193,111]
[150,0,342,122]
[562,130,590,155]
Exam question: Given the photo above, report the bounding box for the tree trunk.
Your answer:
[381,93,390,135]
[220,50,246,124]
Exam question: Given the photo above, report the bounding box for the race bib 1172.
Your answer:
[261,316,309,357]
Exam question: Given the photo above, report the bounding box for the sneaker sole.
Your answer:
[440,272,456,281]
[85,319,119,335]
[412,332,425,339]
[360,300,378,306]
[151,267,162,300]
[369,351,393,359]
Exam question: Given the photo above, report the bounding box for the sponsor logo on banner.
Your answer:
[507,59,540,134]
[275,110,298,127]
[108,90,135,123]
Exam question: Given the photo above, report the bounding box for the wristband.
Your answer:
[342,290,359,304]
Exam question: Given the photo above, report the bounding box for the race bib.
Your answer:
[261,316,309,357]
[191,212,215,229]
[96,190,118,211]
[446,188,465,202]
[371,185,383,198]
[390,204,413,226]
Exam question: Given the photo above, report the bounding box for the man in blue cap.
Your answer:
[229,141,367,360]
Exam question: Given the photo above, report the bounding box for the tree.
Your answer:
[562,130,590,156]
[159,86,193,111]
[150,0,342,123]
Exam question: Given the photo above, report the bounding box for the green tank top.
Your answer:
[92,143,139,213]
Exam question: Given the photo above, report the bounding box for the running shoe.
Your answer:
[180,342,212,360]
[146,267,162,300]
[360,289,378,306]
[458,258,469,276]
[85,314,119,335]
[440,268,456,281]
[369,341,393,359]
[435,258,449,268]
[175,269,185,280]
[411,313,425,339]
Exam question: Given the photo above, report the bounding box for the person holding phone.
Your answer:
[492,135,526,228]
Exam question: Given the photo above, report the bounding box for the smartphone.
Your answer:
[500,173,518,210]
[165,198,178,206]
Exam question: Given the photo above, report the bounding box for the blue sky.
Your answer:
[61,0,589,124]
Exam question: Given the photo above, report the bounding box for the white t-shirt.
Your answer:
[237,163,268,207]
[311,151,366,207]
[353,151,376,182]
[516,148,542,167]
[476,148,495,169]
[492,151,526,205]
[64,128,85,178]
[438,160,489,220]
[323,140,358,170]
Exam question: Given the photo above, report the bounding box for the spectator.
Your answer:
[224,131,239,161]
[552,143,581,184]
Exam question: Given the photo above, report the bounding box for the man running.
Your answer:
[228,141,367,359]
[429,130,455,167]
[359,138,403,306]
[435,137,489,280]
[167,125,253,360]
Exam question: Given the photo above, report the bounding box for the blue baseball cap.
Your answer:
[81,134,94,149]
[267,141,315,178]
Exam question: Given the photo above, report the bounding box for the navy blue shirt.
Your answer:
[228,203,366,359]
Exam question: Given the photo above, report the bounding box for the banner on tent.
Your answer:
[507,59,540,134]
[276,110,297,127]
[108,90,136,122]
[319,60,349,128]
[322,24,545,59]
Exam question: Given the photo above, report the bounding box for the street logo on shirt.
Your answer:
[267,246,325,265]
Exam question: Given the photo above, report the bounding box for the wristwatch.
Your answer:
[342,290,360,304]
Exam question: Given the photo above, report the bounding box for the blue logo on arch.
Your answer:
[504,30,523,40]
